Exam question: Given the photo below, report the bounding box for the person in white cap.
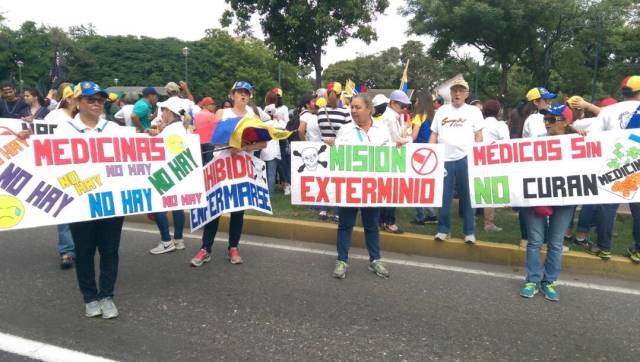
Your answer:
[429,78,483,244]
[372,94,389,123]
[378,90,413,234]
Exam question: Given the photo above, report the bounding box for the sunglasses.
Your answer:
[543,116,564,124]
[83,97,106,105]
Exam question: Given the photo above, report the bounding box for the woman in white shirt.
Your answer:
[522,87,556,138]
[332,94,391,280]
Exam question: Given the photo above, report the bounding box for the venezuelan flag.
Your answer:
[210,115,292,149]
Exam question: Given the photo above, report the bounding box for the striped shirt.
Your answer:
[317,107,351,138]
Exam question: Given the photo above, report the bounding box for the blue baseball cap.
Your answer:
[232,81,253,93]
[142,87,159,97]
[526,87,557,101]
[540,103,573,122]
[78,81,108,98]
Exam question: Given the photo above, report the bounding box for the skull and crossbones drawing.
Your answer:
[293,145,328,172]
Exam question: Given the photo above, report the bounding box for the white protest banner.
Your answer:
[291,142,445,207]
[0,132,205,231]
[0,118,59,135]
[468,130,640,207]
[189,150,272,232]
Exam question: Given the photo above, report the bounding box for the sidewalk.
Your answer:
[128,213,639,281]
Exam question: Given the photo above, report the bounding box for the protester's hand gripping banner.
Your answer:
[189,150,272,232]
[0,131,205,231]
[468,130,640,207]
[291,142,445,207]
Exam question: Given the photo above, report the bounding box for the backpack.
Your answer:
[286,108,303,141]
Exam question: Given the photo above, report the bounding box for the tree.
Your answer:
[220,0,389,88]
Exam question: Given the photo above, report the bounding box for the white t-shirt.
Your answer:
[522,113,547,138]
[588,100,640,132]
[54,114,125,135]
[115,104,134,127]
[276,105,289,123]
[572,116,596,131]
[482,117,510,143]
[430,103,483,161]
[336,121,391,146]
[44,108,73,124]
[300,110,322,142]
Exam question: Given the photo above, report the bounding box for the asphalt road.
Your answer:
[0,222,639,361]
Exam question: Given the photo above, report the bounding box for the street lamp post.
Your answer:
[182,47,189,83]
[16,60,24,93]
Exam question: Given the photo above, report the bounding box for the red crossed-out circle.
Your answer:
[411,147,438,175]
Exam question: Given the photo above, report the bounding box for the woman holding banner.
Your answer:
[55,81,126,318]
[519,104,576,302]
[190,81,267,267]
[332,94,391,280]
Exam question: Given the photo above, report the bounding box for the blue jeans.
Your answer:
[265,159,279,194]
[153,211,185,242]
[415,207,436,222]
[57,224,75,257]
[201,211,244,252]
[277,141,291,184]
[575,204,597,233]
[438,157,474,235]
[337,207,381,262]
[629,203,640,250]
[379,207,396,225]
[594,204,619,251]
[523,206,575,285]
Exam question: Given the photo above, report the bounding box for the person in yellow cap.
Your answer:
[522,86,557,138]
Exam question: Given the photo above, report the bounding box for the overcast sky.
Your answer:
[1,0,480,70]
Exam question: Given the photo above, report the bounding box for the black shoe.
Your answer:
[60,254,74,270]
[424,216,438,224]
[410,220,425,226]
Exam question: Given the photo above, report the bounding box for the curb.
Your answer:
[127,213,639,281]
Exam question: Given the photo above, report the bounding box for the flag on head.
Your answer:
[400,60,410,95]
[345,79,357,96]
[210,115,293,149]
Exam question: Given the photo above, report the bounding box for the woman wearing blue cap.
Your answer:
[520,104,576,302]
[522,87,557,138]
[190,81,267,267]
[54,81,127,318]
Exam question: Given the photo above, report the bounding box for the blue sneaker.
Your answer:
[519,282,538,298]
[541,282,560,301]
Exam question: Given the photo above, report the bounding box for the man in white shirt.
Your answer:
[429,78,483,244]
[577,76,640,262]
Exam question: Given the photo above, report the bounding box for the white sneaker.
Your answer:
[484,224,503,232]
[85,301,102,318]
[520,239,528,248]
[284,185,291,195]
[99,297,118,319]
[434,232,449,241]
[464,234,477,244]
[174,239,185,250]
[149,241,176,255]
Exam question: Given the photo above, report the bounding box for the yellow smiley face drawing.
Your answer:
[165,134,185,155]
[0,195,25,229]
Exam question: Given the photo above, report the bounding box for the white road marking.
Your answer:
[123,226,640,296]
[0,331,118,362]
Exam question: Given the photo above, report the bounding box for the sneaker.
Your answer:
[368,260,390,278]
[564,235,573,243]
[573,237,590,248]
[149,241,176,255]
[190,248,211,267]
[410,219,426,226]
[519,282,539,298]
[424,216,438,224]
[318,211,328,222]
[332,260,348,279]
[332,215,340,223]
[174,239,185,250]
[484,224,503,232]
[519,239,528,248]
[99,297,119,319]
[60,254,74,270]
[85,301,102,317]
[464,234,476,245]
[383,224,404,234]
[541,282,560,301]
[434,232,449,242]
[228,247,243,264]
[284,185,291,195]
[627,247,640,264]
[586,244,612,260]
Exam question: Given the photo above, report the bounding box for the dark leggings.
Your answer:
[201,211,244,253]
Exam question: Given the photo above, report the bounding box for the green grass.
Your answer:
[246,193,637,257]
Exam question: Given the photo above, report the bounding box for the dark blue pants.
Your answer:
[153,210,185,242]
[201,211,244,253]
[594,204,619,251]
[337,207,381,262]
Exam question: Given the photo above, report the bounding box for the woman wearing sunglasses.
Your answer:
[519,104,577,302]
